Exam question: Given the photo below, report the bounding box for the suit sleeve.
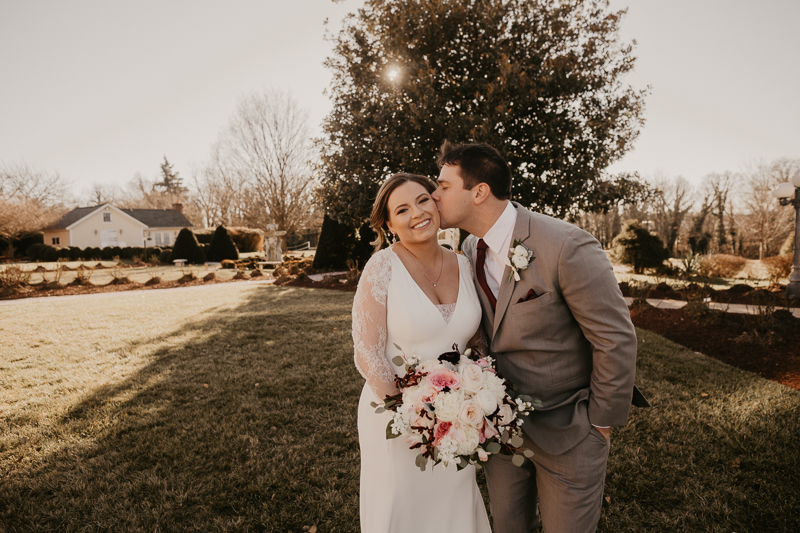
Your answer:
[558,228,637,427]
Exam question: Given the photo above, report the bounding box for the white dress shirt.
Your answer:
[479,201,517,298]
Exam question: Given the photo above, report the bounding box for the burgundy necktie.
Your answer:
[476,239,497,311]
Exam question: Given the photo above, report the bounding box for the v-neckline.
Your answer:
[388,247,461,319]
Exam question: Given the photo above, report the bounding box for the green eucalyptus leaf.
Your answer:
[486,441,502,454]
[375,407,385,414]
[508,435,524,448]
[393,343,403,352]
[500,431,510,444]
[512,454,525,467]
[392,356,405,366]
[523,449,535,458]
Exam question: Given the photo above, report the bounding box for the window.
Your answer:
[154,231,171,246]
[52,237,60,245]
[103,212,111,223]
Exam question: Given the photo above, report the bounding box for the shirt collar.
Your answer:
[482,201,516,255]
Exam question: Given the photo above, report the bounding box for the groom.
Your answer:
[432,142,647,533]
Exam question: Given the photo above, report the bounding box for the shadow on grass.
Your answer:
[601,329,800,533]
[2,286,361,532]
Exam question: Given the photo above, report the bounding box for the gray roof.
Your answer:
[49,205,193,229]
[48,206,98,229]
[120,208,193,228]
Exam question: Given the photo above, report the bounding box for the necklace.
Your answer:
[403,245,444,287]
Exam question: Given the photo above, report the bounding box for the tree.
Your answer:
[154,156,188,196]
[202,89,317,236]
[611,219,669,273]
[703,172,737,253]
[207,225,239,262]
[318,0,648,227]
[650,174,693,255]
[734,159,796,259]
[0,161,69,256]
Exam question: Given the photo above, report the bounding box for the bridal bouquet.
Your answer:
[371,344,541,471]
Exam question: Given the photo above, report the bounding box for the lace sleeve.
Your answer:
[352,249,398,400]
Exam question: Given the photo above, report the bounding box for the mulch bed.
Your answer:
[630,303,800,391]
[0,276,257,301]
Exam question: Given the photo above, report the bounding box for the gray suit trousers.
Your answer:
[484,428,610,533]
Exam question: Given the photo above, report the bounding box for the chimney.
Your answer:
[172,203,184,214]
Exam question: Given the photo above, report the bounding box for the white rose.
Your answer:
[460,363,485,394]
[402,384,426,413]
[433,391,463,422]
[483,373,507,400]
[475,389,498,415]
[496,404,514,426]
[456,425,481,456]
[477,448,489,462]
[458,400,485,428]
[512,253,529,269]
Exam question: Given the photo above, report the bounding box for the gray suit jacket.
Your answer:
[463,203,641,455]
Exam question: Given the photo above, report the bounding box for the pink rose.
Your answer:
[476,358,490,368]
[427,369,461,391]
[433,421,453,445]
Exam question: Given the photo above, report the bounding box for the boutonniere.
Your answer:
[505,240,535,283]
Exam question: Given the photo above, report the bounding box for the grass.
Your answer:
[1,285,799,532]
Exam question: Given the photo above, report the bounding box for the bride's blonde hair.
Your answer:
[370,173,437,252]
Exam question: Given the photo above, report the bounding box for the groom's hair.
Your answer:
[437,141,512,200]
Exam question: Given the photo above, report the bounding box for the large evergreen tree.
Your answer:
[319,0,648,227]
[155,156,188,195]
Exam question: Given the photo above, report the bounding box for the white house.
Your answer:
[43,203,193,249]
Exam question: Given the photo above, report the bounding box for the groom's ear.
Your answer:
[472,183,491,205]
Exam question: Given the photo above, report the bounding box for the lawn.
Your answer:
[1,285,798,532]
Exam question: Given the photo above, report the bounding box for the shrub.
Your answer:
[762,254,793,280]
[194,228,215,245]
[227,227,264,253]
[69,247,83,261]
[158,250,172,264]
[42,246,60,262]
[85,247,102,260]
[26,243,47,261]
[144,247,162,261]
[697,254,747,278]
[171,228,205,265]
[207,226,240,262]
[610,220,669,274]
[313,215,372,271]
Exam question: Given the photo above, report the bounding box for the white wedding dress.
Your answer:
[352,247,492,533]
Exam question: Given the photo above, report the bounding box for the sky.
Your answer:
[1,0,798,203]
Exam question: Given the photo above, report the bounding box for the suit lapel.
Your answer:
[492,204,531,339]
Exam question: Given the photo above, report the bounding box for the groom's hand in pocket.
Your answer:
[593,426,611,443]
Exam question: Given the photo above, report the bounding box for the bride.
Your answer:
[352,173,492,532]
